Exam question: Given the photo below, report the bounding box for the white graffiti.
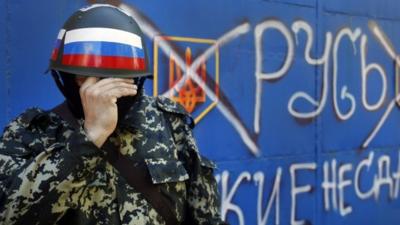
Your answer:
[290,163,317,225]
[332,28,360,120]
[288,21,332,119]
[121,2,399,154]
[337,163,353,216]
[254,19,295,134]
[218,150,400,225]
[362,96,399,148]
[323,151,400,211]
[354,152,375,200]
[253,19,398,150]
[322,159,338,211]
[362,21,400,148]
[360,34,387,112]
[254,169,282,225]
[218,171,252,225]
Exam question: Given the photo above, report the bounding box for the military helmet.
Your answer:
[49,4,151,78]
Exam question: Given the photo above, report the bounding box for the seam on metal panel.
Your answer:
[4,0,11,122]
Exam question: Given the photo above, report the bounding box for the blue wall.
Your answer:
[2,0,400,224]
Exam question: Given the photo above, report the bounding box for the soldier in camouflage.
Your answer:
[0,4,227,225]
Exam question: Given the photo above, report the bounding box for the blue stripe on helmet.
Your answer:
[63,41,145,58]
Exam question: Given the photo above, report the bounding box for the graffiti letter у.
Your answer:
[288,21,333,119]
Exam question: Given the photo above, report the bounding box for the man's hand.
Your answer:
[79,77,137,148]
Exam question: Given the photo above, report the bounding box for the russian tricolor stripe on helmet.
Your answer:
[51,29,66,60]
[61,28,146,70]
[64,28,142,49]
[63,42,145,58]
[62,55,146,70]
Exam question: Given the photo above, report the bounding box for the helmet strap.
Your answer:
[51,70,85,119]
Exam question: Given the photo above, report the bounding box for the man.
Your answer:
[0,4,226,225]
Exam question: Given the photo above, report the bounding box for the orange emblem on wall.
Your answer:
[153,36,220,124]
[169,47,207,113]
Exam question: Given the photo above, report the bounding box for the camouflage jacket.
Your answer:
[0,94,226,225]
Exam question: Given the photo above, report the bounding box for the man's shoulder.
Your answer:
[139,94,194,128]
[156,96,189,116]
[6,108,46,128]
[140,94,189,116]
[2,107,63,135]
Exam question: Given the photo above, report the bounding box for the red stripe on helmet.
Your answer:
[51,48,59,61]
[62,54,146,70]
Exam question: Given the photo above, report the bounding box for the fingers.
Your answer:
[80,77,138,104]
[80,77,133,94]
[93,78,134,89]
[79,77,98,99]
[80,77,98,106]
[90,82,137,100]
[80,77,98,89]
[102,86,138,100]
[97,81,137,94]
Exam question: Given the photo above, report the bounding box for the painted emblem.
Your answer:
[153,36,220,124]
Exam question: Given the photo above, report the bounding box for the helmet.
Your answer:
[49,4,151,78]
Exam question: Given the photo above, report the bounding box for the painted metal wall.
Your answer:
[1,0,400,224]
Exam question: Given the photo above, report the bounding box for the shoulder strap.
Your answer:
[51,102,179,225]
[104,144,179,225]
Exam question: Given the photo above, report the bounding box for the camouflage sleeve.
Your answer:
[185,127,227,225]
[156,96,227,224]
[0,110,104,224]
[179,123,228,225]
